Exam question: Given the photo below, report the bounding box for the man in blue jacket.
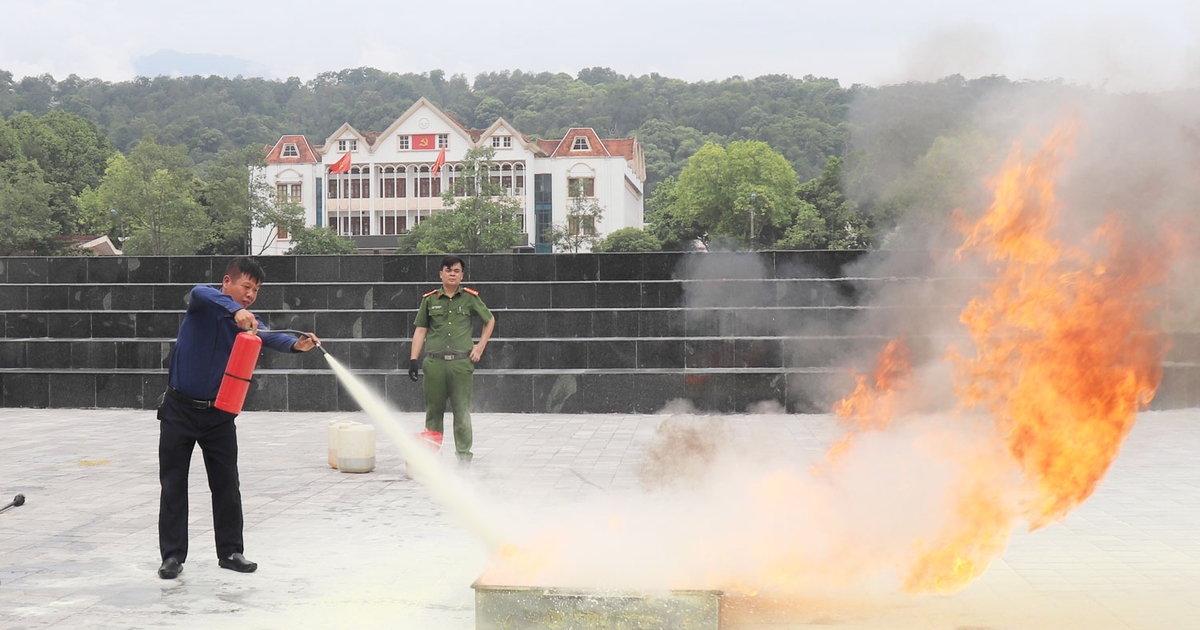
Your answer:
[157,257,319,580]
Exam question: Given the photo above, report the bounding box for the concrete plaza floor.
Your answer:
[0,406,1197,630]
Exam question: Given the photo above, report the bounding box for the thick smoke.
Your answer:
[481,87,1199,606]
[846,83,1200,380]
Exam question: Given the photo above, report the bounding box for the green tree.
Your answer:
[195,145,271,255]
[80,137,213,255]
[396,146,521,253]
[644,176,703,250]
[4,110,114,236]
[672,140,802,249]
[546,179,605,252]
[774,199,826,249]
[634,118,716,193]
[875,129,998,248]
[473,97,509,126]
[799,156,868,249]
[287,225,356,254]
[593,227,662,252]
[0,159,57,255]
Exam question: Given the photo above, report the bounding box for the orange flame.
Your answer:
[833,339,913,429]
[837,121,1172,594]
[478,120,1174,602]
[952,124,1169,529]
[825,339,914,463]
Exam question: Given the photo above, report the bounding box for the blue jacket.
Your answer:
[168,285,299,400]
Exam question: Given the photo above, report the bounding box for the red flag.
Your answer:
[430,147,446,176]
[329,151,352,174]
[412,134,436,150]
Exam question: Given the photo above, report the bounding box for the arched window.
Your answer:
[500,163,513,191]
[379,165,406,198]
[567,163,597,198]
[417,166,440,198]
[349,166,370,199]
[514,163,525,194]
[449,164,467,197]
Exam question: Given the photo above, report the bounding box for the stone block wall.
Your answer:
[2,252,1195,413]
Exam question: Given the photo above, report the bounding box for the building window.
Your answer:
[276,224,290,240]
[568,177,595,197]
[281,143,299,158]
[380,166,407,198]
[568,215,596,236]
[437,134,449,149]
[349,166,370,198]
[397,136,410,150]
[337,139,358,152]
[331,168,370,199]
[379,216,406,235]
[449,165,473,197]
[276,183,301,203]
[418,166,441,198]
[491,135,511,149]
[571,136,590,151]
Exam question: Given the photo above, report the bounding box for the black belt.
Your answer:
[427,352,470,361]
[167,387,216,410]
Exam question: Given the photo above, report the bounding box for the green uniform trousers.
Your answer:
[422,356,475,460]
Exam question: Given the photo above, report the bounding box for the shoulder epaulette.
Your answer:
[463,287,479,296]
[422,289,438,298]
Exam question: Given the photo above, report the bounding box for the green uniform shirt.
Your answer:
[414,287,493,355]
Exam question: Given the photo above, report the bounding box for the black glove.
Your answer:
[408,359,420,382]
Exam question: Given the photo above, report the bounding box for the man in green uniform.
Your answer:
[409,255,495,465]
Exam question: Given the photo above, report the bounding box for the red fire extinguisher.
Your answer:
[215,331,262,414]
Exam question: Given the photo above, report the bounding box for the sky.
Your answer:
[3,0,1200,91]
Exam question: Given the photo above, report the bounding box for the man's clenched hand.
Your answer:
[233,309,258,334]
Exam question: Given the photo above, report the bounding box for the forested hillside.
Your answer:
[2,66,1149,255]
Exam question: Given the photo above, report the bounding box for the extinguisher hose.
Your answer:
[268,329,327,354]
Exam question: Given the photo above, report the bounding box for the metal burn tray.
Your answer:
[473,581,721,630]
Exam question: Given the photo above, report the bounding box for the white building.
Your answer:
[253,97,646,255]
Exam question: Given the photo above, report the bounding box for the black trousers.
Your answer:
[157,395,243,563]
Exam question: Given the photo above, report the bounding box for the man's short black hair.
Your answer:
[441,255,464,271]
[225,257,266,285]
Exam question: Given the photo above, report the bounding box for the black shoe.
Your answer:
[158,557,183,580]
[218,553,257,573]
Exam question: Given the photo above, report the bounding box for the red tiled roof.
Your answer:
[601,138,636,162]
[265,135,318,164]
[548,129,611,158]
